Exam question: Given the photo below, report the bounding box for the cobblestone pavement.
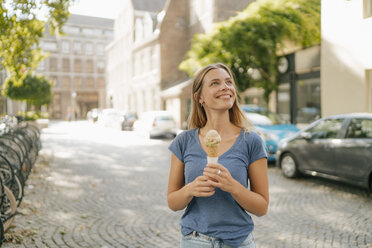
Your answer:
[4,121,372,248]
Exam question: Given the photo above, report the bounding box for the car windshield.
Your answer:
[245,113,273,125]
[244,111,285,125]
[155,116,174,121]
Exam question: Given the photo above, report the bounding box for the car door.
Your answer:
[300,118,345,174]
[333,118,372,182]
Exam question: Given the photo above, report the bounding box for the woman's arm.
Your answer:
[167,154,215,211]
[203,158,269,216]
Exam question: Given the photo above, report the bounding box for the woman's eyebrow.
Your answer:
[210,77,231,81]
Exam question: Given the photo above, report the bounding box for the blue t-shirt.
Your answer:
[168,128,267,247]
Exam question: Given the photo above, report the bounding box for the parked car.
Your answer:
[241,105,299,162]
[133,111,178,138]
[97,108,125,130]
[86,108,101,122]
[121,112,138,131]
[276,113,372,190]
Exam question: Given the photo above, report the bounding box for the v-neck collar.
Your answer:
[195,128,244,158]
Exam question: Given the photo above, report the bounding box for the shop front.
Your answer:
[277,45,321,125]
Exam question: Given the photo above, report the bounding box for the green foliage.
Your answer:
[2,74,53,107]
[179,0,320,104]
[0,0,75,85]
[17,111,49,121]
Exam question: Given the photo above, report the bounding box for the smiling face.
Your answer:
[198,68,237,112]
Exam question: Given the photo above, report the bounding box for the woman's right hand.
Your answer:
[186,175,215,198]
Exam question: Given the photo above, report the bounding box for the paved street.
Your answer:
[4,121,372,248]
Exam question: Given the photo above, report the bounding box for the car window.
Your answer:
[245,113,273,125]
[307,118,344,139]
[345,119,372,138]
[155,116,174,121]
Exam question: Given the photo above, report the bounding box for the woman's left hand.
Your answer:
[203,163,238,194]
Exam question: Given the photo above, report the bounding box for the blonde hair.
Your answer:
[187,63,254,132]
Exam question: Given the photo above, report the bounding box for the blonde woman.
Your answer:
[167,63,269,248]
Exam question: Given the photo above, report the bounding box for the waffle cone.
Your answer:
[206,145,219,157]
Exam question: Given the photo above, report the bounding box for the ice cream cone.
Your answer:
[204,130,221,163]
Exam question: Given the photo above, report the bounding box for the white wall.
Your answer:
[321,0,372,116]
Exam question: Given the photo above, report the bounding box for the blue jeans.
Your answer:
[181,231,255,248]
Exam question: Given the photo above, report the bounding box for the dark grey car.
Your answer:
[276,113,372,190]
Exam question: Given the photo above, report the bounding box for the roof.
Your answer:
[67,14,114,27]
[325,113,372,119]
[132,0,167,12]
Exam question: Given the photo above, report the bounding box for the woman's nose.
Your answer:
[221,82,229,90]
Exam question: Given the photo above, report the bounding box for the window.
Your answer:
[368,70,372,112]
[62,58,70,72]
[73,41,81,54]
[97,61,105,73]
[49,58,58,71]
[86,77,94,88]
[134,18,144,42]
[104,30,113,37]
[346,119,372,138]
[74,59,82,73]
[189,0,198,25]
[277,83,290,122]
[307,119,344,139]
[98,77,105,88]
[296,78,321,124]
[74,77,82,89]
[86,60,94,73]
[62,77,70,89]
[62,41,70,54]
[65,26,80,34]
[42,41,57,51]
[97,44,105,55]
[49,76,58,88]
[82,28,94,36]
[365,0,372,18]
[86,43,93,55]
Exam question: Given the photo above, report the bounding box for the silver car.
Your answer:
[133,111,178,139]
[276,113,372,191]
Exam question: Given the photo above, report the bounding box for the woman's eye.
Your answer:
[226,81,233,85]
[211,82,218,86]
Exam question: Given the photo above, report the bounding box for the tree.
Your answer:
[179,0,320,104]
[0,0,75,86]
[2,74,53,109]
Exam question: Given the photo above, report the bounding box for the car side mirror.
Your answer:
[300,132,312,140]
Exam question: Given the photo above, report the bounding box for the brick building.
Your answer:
[38,14,114,119]
[107,0,253,128]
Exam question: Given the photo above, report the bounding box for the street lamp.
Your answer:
[71,91,76,121]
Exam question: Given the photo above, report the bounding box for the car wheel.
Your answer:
[280,153,298,178]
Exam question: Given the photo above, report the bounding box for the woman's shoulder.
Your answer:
[242,129,264,144]
[173,128,198,144]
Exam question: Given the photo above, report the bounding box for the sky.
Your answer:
[69,0,121,19]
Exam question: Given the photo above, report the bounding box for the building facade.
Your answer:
[107,0,254,128]
[321,0,372,116]
[38,14,114,119]
[106,0,166,116]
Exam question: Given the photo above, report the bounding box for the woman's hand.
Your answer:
[203,163,238,194]
[186,175,215,197]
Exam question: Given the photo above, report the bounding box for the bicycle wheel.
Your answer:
[0,155,15,188]
[1,186,17,231]
[9,172,25,207]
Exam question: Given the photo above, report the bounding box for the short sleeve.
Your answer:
[168,131,186,163]
[248,132,267,165]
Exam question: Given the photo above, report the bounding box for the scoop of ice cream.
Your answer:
[204,129,221,147]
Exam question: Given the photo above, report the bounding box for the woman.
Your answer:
[167,63,269,248]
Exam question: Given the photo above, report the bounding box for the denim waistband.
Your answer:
[190,231,221,242]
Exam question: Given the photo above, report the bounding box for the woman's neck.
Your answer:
[200,110,239,137]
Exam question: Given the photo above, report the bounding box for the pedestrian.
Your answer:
[167,63,269,248]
